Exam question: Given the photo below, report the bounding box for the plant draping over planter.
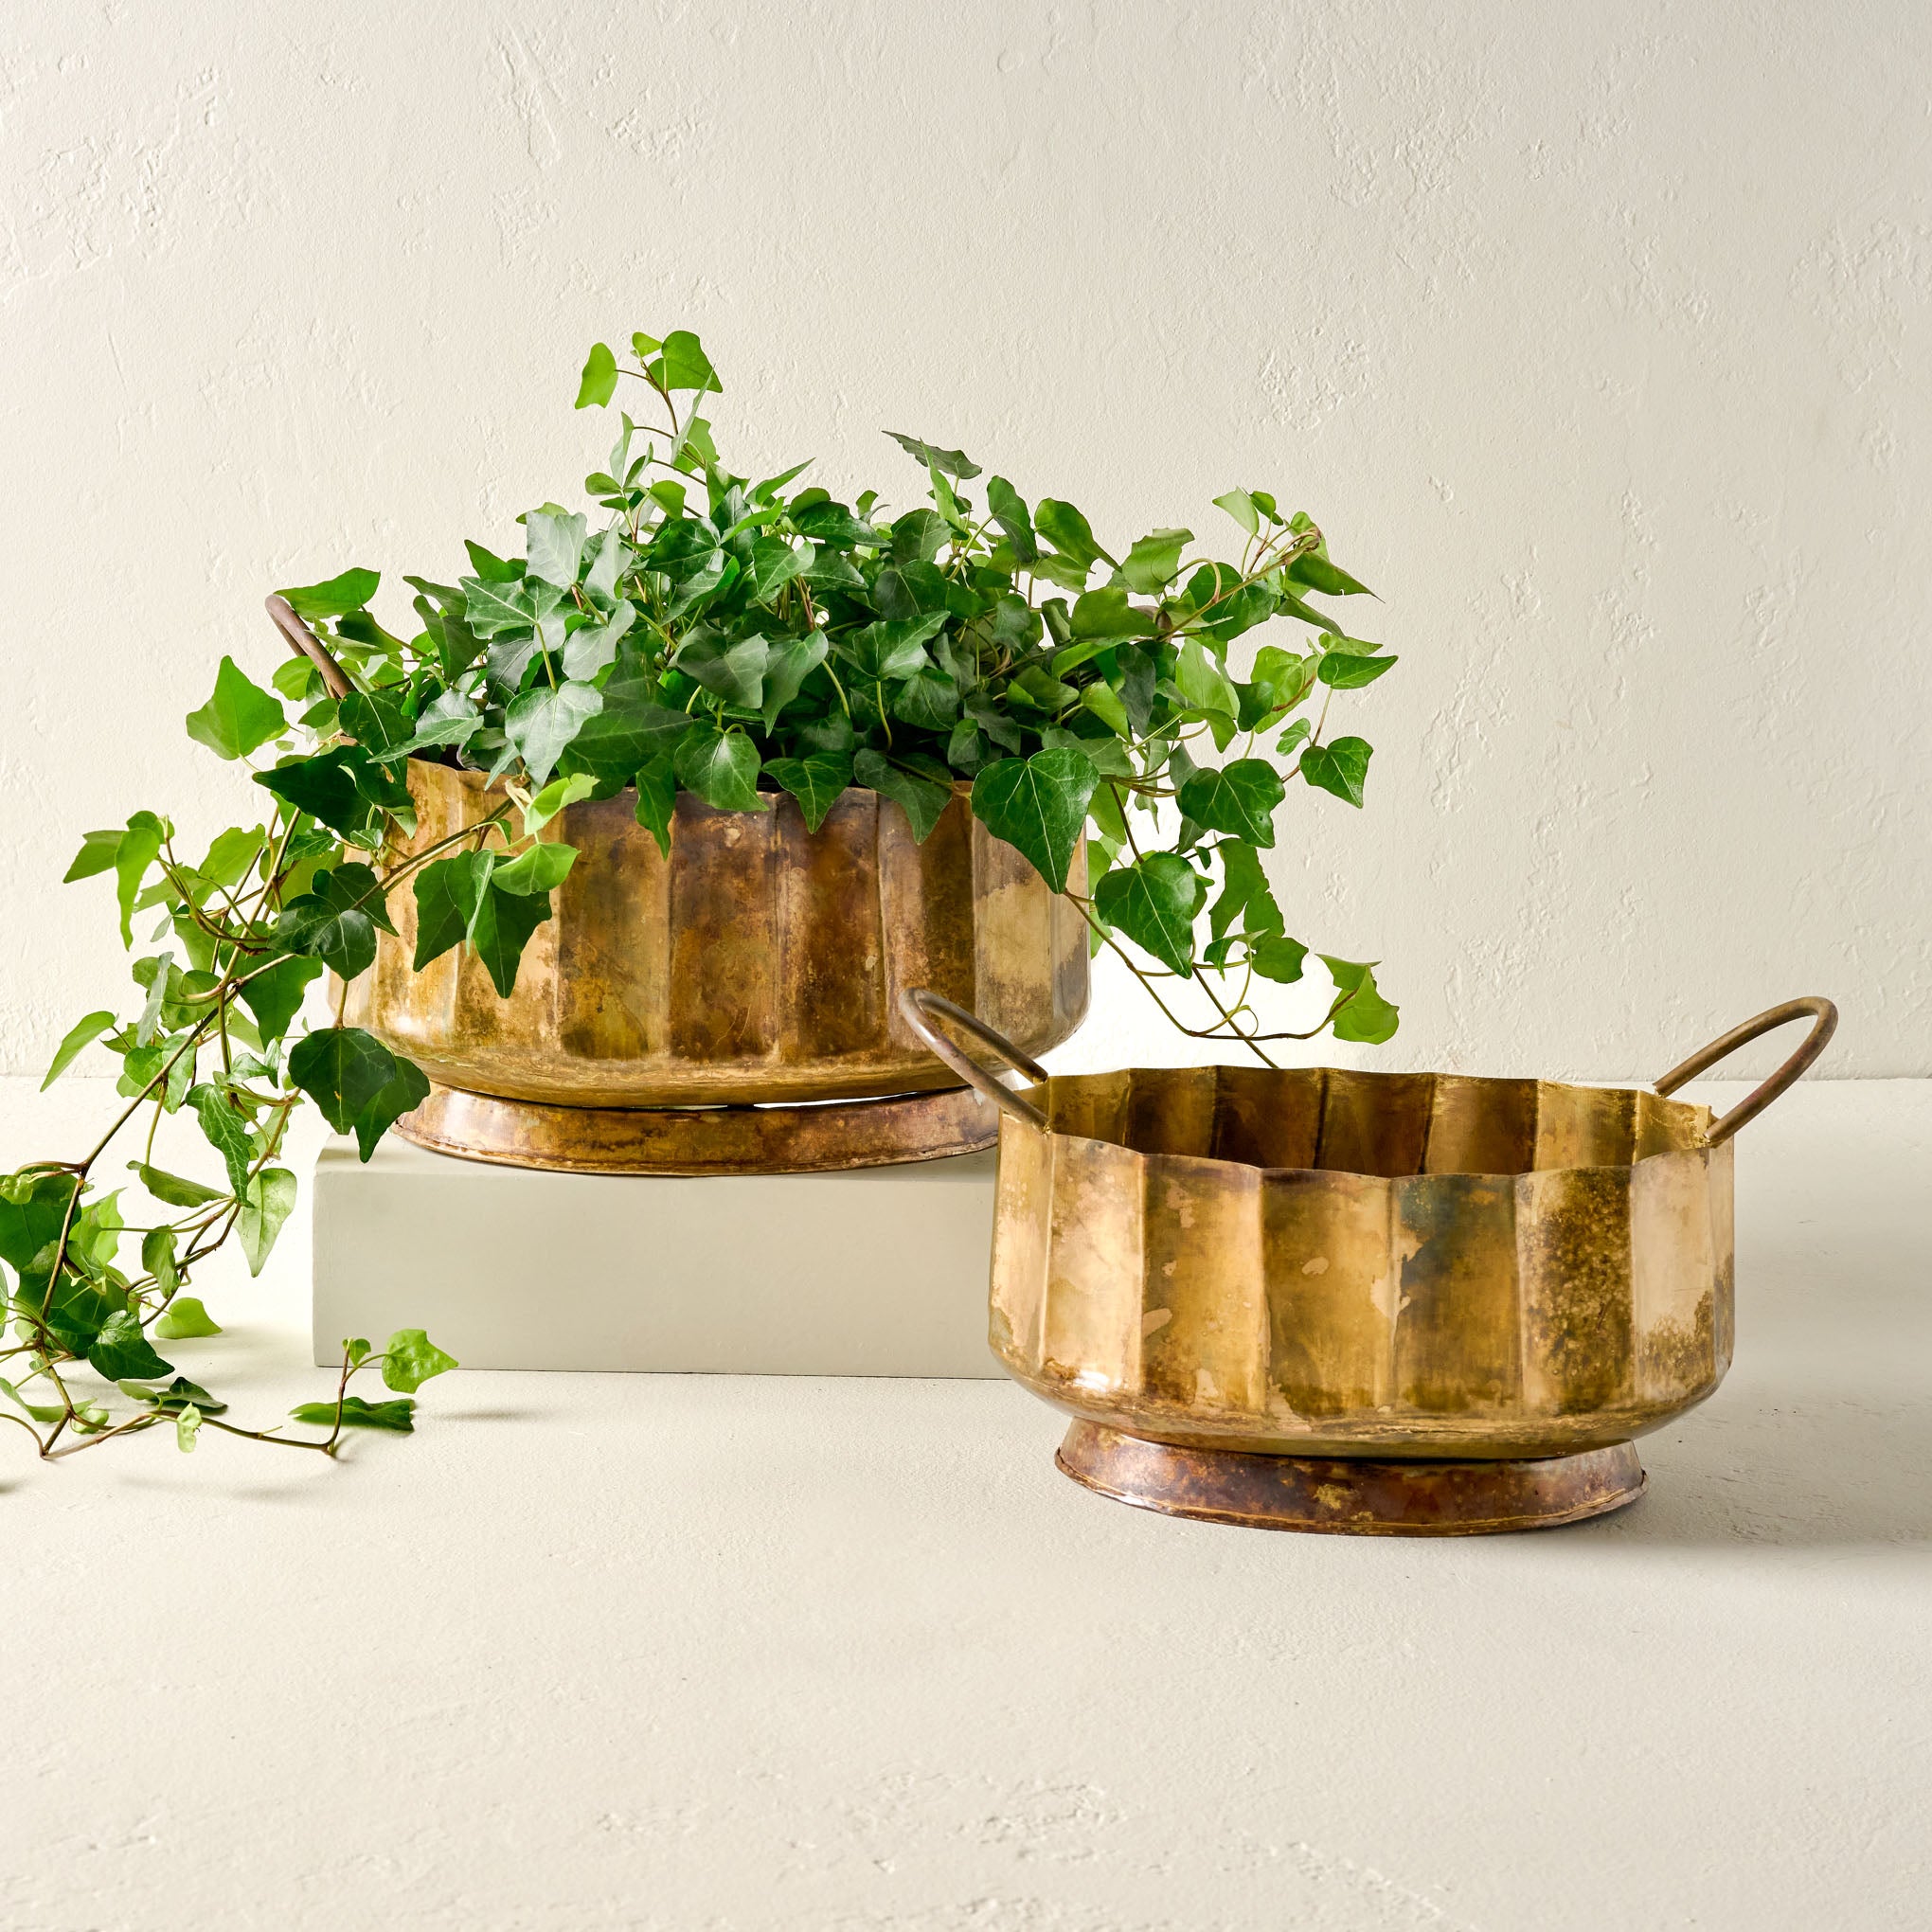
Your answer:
[2,325,1400,1469]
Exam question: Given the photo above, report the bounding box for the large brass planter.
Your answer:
[349,761,1088,1172]
[903,993,1836,1534]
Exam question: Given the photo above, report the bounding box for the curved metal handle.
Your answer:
[265,593,355,701]
[897,990,1049,1133]
[1654,996,1838,1146]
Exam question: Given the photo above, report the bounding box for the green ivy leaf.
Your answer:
[43,1011,116,1090]
[675,725,766,813]
[1212,489,1260,537]
[200,825,267,890]
[381,1328,458,1394]
[1208,842,1283,945]
[884,431,981,479]
[1119,528,1192,595]
[142,1224,181,1293]
[1300,737,1372,808]
[1034,499,1114,573]
[985,477,1038,563]
[525,508,588,591]
[277,864,393,981]
[1176,760,1286,847]
[1316,651,1397,689]
[154,1294,224,1340]
[1079,683,1131,739]
[185,656,287,761]
[238,1168,297,1277]
[764,752,852,834]
[564,680,692,781]
[188,1082,256,1196]
[760,636,829,732]
[236,956,325,1045]
[175,1403,203,1453]
[522,772,596,837]
[575,341,618,408]
[971,748,1099,893]
[352,1056,431,1160]
[131,1162,224,1208]
[1321,956,1400,1043]
[289,1395,416,1432]
[747,534,809,603]
[469,883,555,999]
[276,569,380,620]
[1174,638,1239,720]
[1069,587,1155,641]
[460,576,535,638]
[116,1373,223,1413]
[287,1028,402,1136]
[561,605,634,684]
[853,749,952,844]
[64,828,122,883]
[677,633,771,709]
[506,680,604,787]
[114,812,167,947]
[255,749,372,838]
[86,1310,173,1384]
[1250,934,1309,984]
[658,330,720,394]
[1287,553,1374,598]
[836,615,945,682]
[491,841,577,896]
[1093,853,1207,977]
[634,753,677,858]
[0,1172,79,1302]
[890,666,962,731]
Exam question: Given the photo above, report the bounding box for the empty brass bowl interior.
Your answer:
[990,1064,1734,1462]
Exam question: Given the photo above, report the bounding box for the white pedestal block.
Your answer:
[311,1135,1003,1376]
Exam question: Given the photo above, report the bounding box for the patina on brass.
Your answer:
[340,760,1087,1172]
[397,1082,999,1176]
[1057,1423,1646,1534]
[902,991,1836,1535]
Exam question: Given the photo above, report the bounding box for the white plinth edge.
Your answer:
[312,1134,1003,1376]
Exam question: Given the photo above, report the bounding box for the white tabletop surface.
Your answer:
[3,1076,1926,1932]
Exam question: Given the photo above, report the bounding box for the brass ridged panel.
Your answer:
[992,1064,1734,1460]
[348,761,1088,1107]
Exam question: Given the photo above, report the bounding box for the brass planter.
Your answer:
[348,760,1088,1172]
[902,992,1836,1534]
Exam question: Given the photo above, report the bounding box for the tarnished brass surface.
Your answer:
[395,1081,997,1175]
[988,1064,1738,1462]
[349,760,1088,1110]
[1056,1422,1646,1534]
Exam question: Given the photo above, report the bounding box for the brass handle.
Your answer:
[897,990,1049,1133]
[265,593,355,702]
[1654,996,1838,1146]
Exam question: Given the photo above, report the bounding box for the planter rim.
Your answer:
[403,752,974,806]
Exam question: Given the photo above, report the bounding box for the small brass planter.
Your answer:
[902,992,1836,1535]
[347,761,1088,1173]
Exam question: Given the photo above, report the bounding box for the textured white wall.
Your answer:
[4,0,1927,1080]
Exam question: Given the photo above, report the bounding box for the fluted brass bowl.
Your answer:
[986,1064,1733,1461]
[902,993,1837,1532]
[349,761,1088,1111]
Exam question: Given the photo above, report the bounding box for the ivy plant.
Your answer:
[285,325,1401,1051]
[3,324,1397,1469]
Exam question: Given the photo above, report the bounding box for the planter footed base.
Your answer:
[394,1081,998,1176]
[1054,1422,1647,1536]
